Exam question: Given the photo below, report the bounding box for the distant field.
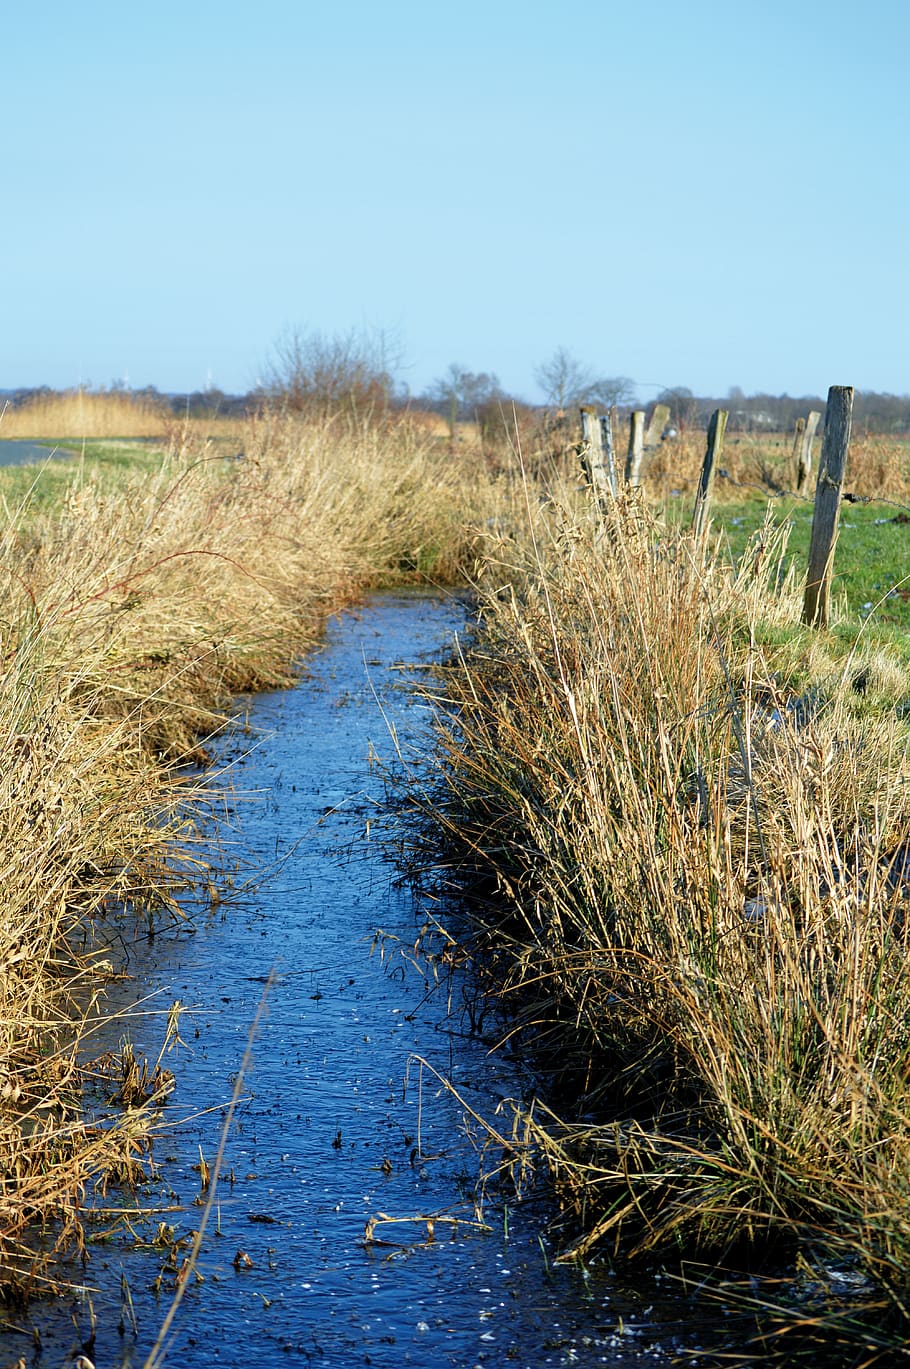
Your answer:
[2,408,908,643]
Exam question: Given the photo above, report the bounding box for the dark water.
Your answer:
[0,440,72,465]
[0,592,698,1369]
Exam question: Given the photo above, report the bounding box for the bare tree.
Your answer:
[534,347,594,410]
[535,348,635,412]
[425,364,502,436]
[267,326,402,419]
[656,386,698,432]
[584,375,637,410]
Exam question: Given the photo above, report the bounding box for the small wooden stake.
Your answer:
[802,387,853,628]
[692,409,728,541]
[791,417,806,473]
[626,410,645,485]
[579,406,601,487]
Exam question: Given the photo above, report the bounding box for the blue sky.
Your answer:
[2,0,907,402]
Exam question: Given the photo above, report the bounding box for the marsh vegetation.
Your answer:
[407,463,910,1361]
[0,401,498,1303]
[1,382,910,1361]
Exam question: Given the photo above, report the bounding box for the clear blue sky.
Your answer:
[2,0,907,403]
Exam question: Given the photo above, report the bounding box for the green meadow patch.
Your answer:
[664,489,910,647]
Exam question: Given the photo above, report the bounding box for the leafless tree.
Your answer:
[266,326,402,419]
[535,347,635,412]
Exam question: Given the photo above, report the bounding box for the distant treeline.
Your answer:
[3,378,910,435]
[660,386,910,435]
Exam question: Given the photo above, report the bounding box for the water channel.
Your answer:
[0,591,714,1369]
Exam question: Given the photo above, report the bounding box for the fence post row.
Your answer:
[691,409,728,541]
[802,386,854,629]
[578,395,857,635]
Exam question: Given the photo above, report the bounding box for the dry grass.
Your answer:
[0,410,500,1297]
[411,482,910,1347]
[636,428,910,504]
[1,390,170,439]
[0,389,247,443]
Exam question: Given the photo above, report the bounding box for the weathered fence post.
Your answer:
[791,417,806,475]
[644,403,671,448]
[626,410,646,485]
[794,409,821,495]
[580,406,616,507]
[691,409,728,541]
[802,387,853,628]
[599,410,619,496]
[580,405,601,489]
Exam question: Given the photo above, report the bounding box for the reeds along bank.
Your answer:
[0,412,498,1297]
[417,483,910,1340]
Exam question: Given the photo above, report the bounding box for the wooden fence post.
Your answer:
[580,405,601,488]
[626,410,646,485]
[580,406,615,507]
[692,409,728,541]
[791,417,805,477]
[802,387,853,628]
[795,409,821,495]
[599,411,618,496]
[644,403,670,448]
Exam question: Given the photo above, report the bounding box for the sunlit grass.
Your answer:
[0,410,501,1298]
[409,483,910,1356]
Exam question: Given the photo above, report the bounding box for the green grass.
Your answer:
[0,440,196,510]
[665,490,910,636]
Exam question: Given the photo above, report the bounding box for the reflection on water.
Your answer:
[0,592,691,1368]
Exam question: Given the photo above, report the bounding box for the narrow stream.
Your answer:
[1,591,702,1369]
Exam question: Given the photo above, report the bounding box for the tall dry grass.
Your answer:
[1,390,170,440]
[0,411,498,1296]
[633,427,910,505]
[0,389,248,443]
[413,485,910,1345]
